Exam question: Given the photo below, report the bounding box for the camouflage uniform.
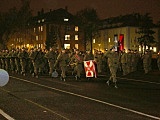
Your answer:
[29,48,44,78]
[54,49,69,81]
[5,50,10,71]
[120,49,128,75]
[45,48,57,76]
[9,50,16,72]
[15,49,21,74]
[94,51,103,74]
[105,48,119,88]
[84,50,94,61]
[18,48,29,76]
[142,51,150,74]
[70,49,84,80]
[126,49,132,74]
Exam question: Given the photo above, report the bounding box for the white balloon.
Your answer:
[0,69,9,87]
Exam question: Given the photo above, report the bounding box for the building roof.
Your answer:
[28,8,75,26]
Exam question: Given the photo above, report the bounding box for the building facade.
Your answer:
[7,8,85,51]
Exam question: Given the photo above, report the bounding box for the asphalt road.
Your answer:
[0,70,160,120]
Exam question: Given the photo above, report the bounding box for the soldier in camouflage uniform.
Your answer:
[69,49,84,81]
[45,48,57,76]
[15,48,21,74]
[142,50,150,74]
[9,49,16,72]
[5,50,10,71]
[84,50,94,61]
[120,49,128,76]
[94,51,103,74]
[54,48,69,81]
[105,47,119,88]
[29,48,44,78]
[18,48,29,76]
[126,49,132,74]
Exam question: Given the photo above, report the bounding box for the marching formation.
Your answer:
[0,47,160,88]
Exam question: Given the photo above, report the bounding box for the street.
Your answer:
[0,70,160,120]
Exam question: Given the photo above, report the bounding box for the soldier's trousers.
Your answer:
[108,65,118,82]
[121,63,128,75]
[20,59,27,73]
[60,65,66,78]
[143,63,149,74]
[48,61,54,75]
[74,64,83,78]
[32,62,42,75]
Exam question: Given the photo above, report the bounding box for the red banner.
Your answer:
[84,60,97,78]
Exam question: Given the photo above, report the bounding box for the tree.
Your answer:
[0,0,32,49]
[75,8,99,52]
[137,13,156,53]
[46,25,58,50]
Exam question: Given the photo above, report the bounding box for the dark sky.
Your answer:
[0,0,160,23]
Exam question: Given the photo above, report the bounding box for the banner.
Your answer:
[84,60,97,78]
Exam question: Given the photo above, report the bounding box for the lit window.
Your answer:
[36,36,38,41]
[64,18,69,22]
[65,35,70,40]
[75,26,78,31]
[108,38,111,43]
[75,35,78,40]
[34,28,36,32]
[41,26,43,32]
[93,39,95,43]
[64,44,70,49]
[38,26,41,31]
[75,44,78,49]
[38,20,41,23]
[42,19,45,22]
[153,47,157,52]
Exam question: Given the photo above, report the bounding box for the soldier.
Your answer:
[0,50,6,69]
[126,49,132,74]
[157,51,160,71]
[95,51,103,74]
[120,49,128,76]
[105,47,119,88]
[9,49,16,73]
[142,50,150,74]
[15,48,21,74]
[18,48,29,76]
[45,48,57,76]
[69,49,84,81]
[54,48,69,81]
[84,50,94,61]
[5,50,10,71]
[29,48,43,78]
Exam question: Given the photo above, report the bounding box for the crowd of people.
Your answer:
[0,47,160,88]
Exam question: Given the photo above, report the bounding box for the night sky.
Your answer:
[0,0,160,23]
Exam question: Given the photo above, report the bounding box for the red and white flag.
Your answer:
[84,60,97,78]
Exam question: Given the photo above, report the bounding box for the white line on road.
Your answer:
[10,76,160,120]
[117,77,160,85]
[0,109,15,120]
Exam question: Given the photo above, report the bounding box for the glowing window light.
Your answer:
[75,35,78,40]
[64,44,70,49]
[93,39,95,43]
[108,38,111,43]
[153,47,157,52]
[64,18,69,22]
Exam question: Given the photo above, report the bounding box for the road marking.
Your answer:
[117,77,160,85]
[1,88,70,120]
[0,109,15,120]
[10,76,160,120]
